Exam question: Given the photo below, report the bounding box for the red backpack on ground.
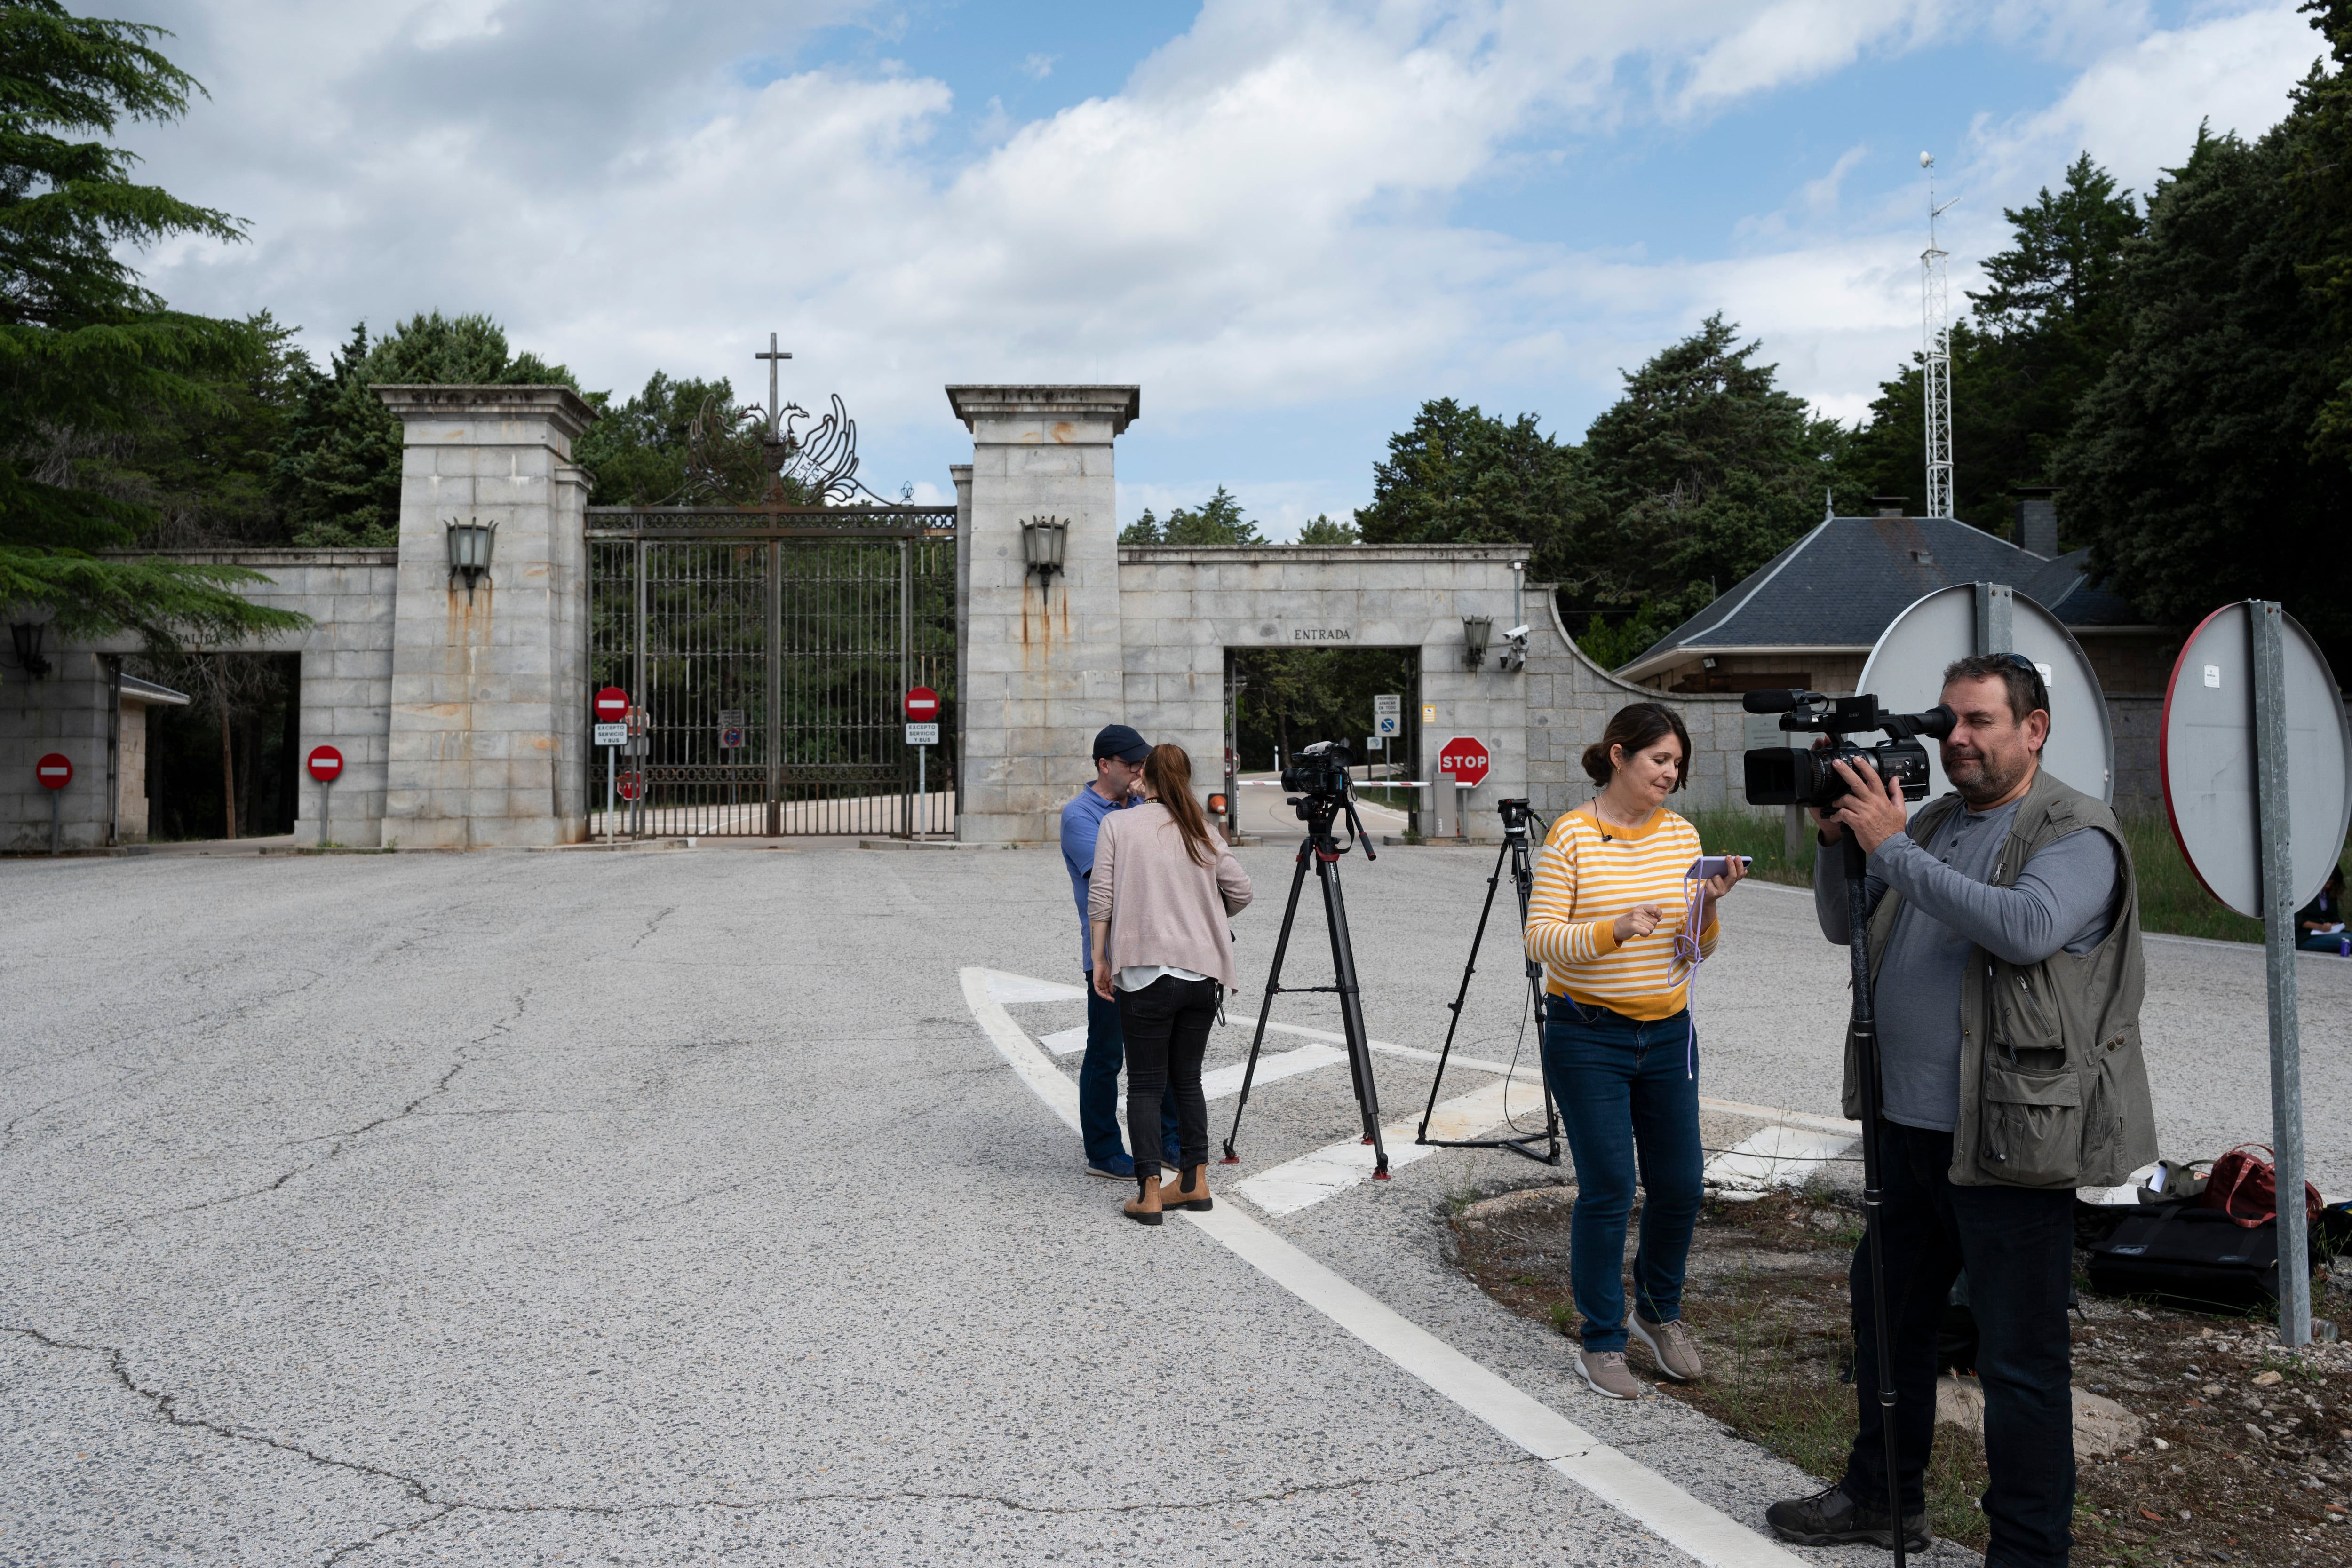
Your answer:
[2201,1143,2324,1229]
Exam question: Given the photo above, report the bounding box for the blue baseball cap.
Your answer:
[1092,724,1149,763]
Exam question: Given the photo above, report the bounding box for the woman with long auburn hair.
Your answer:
[1087,743,1253,1224]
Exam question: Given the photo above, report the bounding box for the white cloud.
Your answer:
[1018,52,1057,81]
[119,0,2325,503]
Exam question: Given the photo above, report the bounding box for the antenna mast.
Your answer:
[1920,152,1955,520]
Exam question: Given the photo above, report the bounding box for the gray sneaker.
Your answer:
[1575,1348,1642,1400]
[1629,1312,1704,1381]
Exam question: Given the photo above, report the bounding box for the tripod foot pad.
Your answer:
[1371,1168,1391,1180]
[1219,1154,1240,1164]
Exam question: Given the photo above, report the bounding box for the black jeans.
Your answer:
[1113,975,1218,1180]
[1841,1118,2076,1568]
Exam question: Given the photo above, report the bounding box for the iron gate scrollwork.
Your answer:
[587,506,958,838]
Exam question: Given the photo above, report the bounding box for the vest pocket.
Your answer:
[1981,1062,2084,1186]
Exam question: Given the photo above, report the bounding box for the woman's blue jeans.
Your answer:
[1539,998,1704,1352]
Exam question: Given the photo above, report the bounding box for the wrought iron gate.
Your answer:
[587,506,958,837]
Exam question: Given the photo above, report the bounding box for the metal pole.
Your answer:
[1972,581,2013,656]
[605,744,616,845]
[320,780,330,849]
[2250,600,2312,1348]
[767,539,782,837]
[918,744,927,837]
[49,788,60,855]
[1846,836,1909,1566]
[632,538,647,840]
[900,536,913,839]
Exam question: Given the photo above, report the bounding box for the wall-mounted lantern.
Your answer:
[445,517,497,602]
[8,602,54,679]
[1021,516,1068,586]
[1462,615,1493,670]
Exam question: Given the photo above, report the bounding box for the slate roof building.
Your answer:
[1613,498,2171,700]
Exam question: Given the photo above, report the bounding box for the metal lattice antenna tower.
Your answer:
[1920,152,1957,520]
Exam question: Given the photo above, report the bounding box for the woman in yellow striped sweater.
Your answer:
[1527,702,1748,1401]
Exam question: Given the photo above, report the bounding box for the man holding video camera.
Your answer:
[1766,654,2153,1568]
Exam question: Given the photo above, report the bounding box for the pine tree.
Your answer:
[1353,398,1579,578]
[0,1,303,645]
[1119,486,1265,546]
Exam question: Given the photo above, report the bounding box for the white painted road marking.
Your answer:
[1704,1124,1859,1201]
[960,965,1806,1568]
[1201,1042,1345,1101]
[1038,1025,1089,1056]
[986,973,1088,1005]
[1236,1075,1545,1216]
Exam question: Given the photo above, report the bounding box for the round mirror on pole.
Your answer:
[1857,582,2115,807]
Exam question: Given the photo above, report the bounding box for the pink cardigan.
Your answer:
[1087,801,1253,990]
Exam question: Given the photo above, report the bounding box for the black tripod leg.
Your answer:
[1419,837,1511,1142]
[1319,852,1389,1177]
[1221,838,1314,1164]
[1509,833,1565,1164]
[1847,837,1907,1568]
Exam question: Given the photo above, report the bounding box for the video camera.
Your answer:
[1740,689,1955,808]
[1280,739,1356,800]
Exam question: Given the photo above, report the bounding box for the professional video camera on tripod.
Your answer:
[1220,741,1393,1178]
[1744,686,1954,1568]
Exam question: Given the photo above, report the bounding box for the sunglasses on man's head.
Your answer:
[1997,653,2049,711]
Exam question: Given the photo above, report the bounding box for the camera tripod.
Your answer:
[1839,830,1910,1568]
[1220,787,1389,1177]
[1416,799,1561,1163]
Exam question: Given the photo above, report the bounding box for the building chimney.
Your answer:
[1867,496,1909,518]
[2012,486,2058,557]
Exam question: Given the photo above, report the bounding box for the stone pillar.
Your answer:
[946,386,1139,844]
[949,462,972,826]
[375,385,596,849]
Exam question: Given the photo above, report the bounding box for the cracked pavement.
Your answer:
[1,840,2340,1565]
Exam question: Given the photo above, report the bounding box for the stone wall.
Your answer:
[1116,543,1531,839]
[375,386,595,849]
[1522,590,1759,819]
[8,550,399,852]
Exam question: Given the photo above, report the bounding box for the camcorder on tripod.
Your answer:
[1221,742,1393,1177]
[1743,687,1955,1568]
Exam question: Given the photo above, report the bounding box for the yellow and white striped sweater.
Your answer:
[1525,805,1719,1021]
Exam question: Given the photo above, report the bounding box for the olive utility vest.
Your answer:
[1840,767,2156,1189]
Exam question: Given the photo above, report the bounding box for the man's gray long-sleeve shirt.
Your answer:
[1814,797,2121,1132]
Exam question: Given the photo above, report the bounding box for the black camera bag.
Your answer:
[2084,1203,2278,1313]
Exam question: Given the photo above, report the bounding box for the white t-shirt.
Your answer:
[1114,964,1209,992]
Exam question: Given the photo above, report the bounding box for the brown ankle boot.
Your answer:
[1161,1164,1212,1212]
[1123,1172,1163,1226]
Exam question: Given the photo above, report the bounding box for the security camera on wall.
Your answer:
[1504,625,1529,641]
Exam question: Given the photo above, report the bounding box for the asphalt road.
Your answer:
[1,833,2341,1565]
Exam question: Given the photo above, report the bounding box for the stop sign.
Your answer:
[616,771,644,801]
[1437,736,1491,787]
[904,685,940,722]
[307,745,344,784]
[34,752,71,790]
[594,686,629,722]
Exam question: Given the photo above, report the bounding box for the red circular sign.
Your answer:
[595,686,630,722]
[34,752,71,791]
[1437,736,1491,788]
[616,771,644,801]
[903,685,940,721]
[307,745,344,784]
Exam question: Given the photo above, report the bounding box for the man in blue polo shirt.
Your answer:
[1061,723,1180,1179]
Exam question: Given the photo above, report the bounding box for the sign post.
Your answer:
[905,685,940,837]
[2161,601,2352,1346]
[1374,695,1401,784]
[594,686,629,843]
[35,752,70,855]
[306,745,344,847]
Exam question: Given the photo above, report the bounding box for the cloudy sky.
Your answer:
[127,0,2325,534]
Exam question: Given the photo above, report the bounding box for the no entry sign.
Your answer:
[1436,736,1491,787]
[903,685,940,722]
[306,745,344,784]
[594,686,630,723]
[34,752,70,790]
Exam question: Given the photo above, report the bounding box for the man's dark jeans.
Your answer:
[1540,998,1703,1352]
[1113,974,1218,1180]
[1077,980,1178,1169]
[1842,1118,2076,1568]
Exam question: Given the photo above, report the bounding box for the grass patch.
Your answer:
[1691,806,2351,945]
